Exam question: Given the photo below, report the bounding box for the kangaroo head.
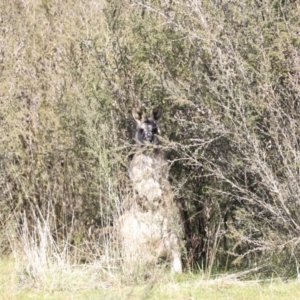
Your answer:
[132,107,162,144]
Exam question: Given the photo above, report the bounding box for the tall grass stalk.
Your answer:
[7,203,120,290]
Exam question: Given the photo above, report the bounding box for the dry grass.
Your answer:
[0,257,300,300]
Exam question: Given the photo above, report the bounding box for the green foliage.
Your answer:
[103,0,300,276]
[1,0,300,279]
[0,0,127,254]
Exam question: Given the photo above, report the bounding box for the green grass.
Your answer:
[0,259,300,300]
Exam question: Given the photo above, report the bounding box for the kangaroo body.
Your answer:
[120,107,183,273]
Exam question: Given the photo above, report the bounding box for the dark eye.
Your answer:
[152,127,158,134]
[139,128,144,134]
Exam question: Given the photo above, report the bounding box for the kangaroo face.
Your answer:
[132,107,162,145]
[136,120,159,143]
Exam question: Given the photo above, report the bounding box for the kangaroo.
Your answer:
[119,107,183,273]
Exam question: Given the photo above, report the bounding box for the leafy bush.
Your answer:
[1,0,300,279]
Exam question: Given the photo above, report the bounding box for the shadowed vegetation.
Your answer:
[1,0,300,289]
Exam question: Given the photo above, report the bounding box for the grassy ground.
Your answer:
[0,259,300,300]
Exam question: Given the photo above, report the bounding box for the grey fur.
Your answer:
[119,107,183,273]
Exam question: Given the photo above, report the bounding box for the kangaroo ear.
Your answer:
[132,107,145,124]
[152,106,162,121]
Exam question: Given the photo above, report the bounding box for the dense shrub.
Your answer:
[1,0,300,277]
